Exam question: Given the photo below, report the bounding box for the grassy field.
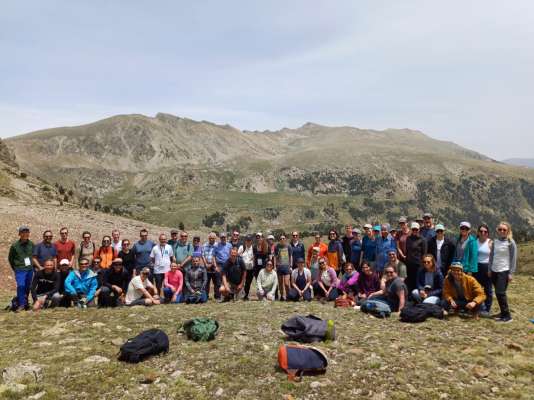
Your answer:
[1,274,534,400]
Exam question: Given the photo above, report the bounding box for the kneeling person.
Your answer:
[31,258,61,311]
[443,262,486,317]
[183,256,208,303]
[256,260,278,301]
[163,262,183,303]
[287,258,312,301]
[125,267,161,306]
[99,258,129,307]
[220,248,247,301]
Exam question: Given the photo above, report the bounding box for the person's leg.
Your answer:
[303,289,312,302]
[475,263,492,313]
[154,274,164,296]
[405,262,419,293]
[206,272,213,298]
[24,270,33,307]
[199,291,208,303]
[15,270,30,309]
[277,273,284,300]
[411,289,422,303]
[283,274,291,300]
[312,282,325,299]
[243,269,254,299]
[50,293,62,308]
[422,296,440,305]
[286,288,298,301]
[328,287,339,301]
[494,271,511,319]
[163,287,173,303]
[98,286,111,307]
[213,272,221,300]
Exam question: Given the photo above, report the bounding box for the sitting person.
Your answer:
[57,258,73,307]
[442,261,486,318]
[99,258,129,307]
[313,257,340,301]
[256,260,278,301]
[31,258,61,311]
[385,250,407,281]
[412,254,444,305]
[364,265,407,312]
[287,258,312,302]
[163,262,183,303]
[356,262,381,304]
[337,262,359,296]
[64,257,98,308]
[183,256,208,304]
[125,267,161,306]
[220,248,247,301]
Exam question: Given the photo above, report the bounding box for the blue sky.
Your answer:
[1,0,533,159]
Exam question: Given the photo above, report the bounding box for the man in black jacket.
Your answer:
[99,258,130,307]
[31,258,61,311]
[405,222,427,292]
[427,224,456,276]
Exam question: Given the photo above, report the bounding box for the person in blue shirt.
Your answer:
[133,229,155,276]
[64,258,98,307]
[214,233,232,269]
[420,213,436,242]
[33,230,57,270]
[361,225,378,268]
[289,231,305,269]
[203,232,221,300]
[376,224,397,273]
[350,228,363,270]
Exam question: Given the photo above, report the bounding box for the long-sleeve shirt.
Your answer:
[164,269,183,293]
[256,268,278,296]
[306,242,328,266]
[184,265,207,294]
[489,238,517,274]
[406,235,427,265]
[103,268,130,293]
[443,273,486,305]
[31,270,60,300]
[8,240,34,271]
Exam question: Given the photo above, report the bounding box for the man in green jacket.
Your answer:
[8,226,34,311]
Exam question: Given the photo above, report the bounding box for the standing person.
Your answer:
[33,230,57,271]
[350,228,363,270]
[326,229,344,273]
[54,227,75,267]
[313,257,340,301]
[111,229,122,253]
[365,265,408,312]
[256,260,278,301]
[385,250,407,281]
[150,233,174,296]
[118,239,136,280]
[266,234,277,262]
[274,234,292,301]
[356,262,381,305]
[489,222,517,323]
[287,258,312,302]
[442,262,485,318]
[124,267,161,306]
[289,231,306,270]
[192,236,203,259]
[77,231,96,266]
[31,258,61,311]
[220,248,246,301]
[341,225,354,268]
[376,224,396,274]
[239,235,256,301]
[173,231,193,270]
[253,232,269,276]
[64,258,99,308]
[306,232,328,266]
[454,222,478,275]
[168,229,179,248]
[95,235,117,269]
[133,229,155,276]
[183,257,208,304]
[420,213,436,242]
[163,262,183,303]
[8,226,34,311]
[412,254,444,305]
[405,222,427,292]
[99,258,130,307]
[396,217,410,263]
[427,224,456,276]
[361,225,378,269]
[475,224,493,316]
[202,232,220,301]
[230,230,242,248]
[309,247,321,282]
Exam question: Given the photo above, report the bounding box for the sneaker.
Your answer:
[497,316,513,323]
[242,296,249,301]
[494,315,504,321]
[479,311,490,318]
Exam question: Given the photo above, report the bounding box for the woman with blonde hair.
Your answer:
[489,222,517,323]
[411,254,443,305]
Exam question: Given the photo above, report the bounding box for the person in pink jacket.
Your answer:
[312,257,340,301]
[163,262,183,303]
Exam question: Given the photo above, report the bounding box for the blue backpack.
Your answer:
[360,299,391,318]
[278,344,328,381]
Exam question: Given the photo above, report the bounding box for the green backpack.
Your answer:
[179,318,219,341]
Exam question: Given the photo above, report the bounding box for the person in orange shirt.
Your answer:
[306,232,328,267]
[94,235,117,269]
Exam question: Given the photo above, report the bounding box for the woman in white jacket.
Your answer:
[256,260,278,301]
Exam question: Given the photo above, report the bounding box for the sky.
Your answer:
[1,0,533,160]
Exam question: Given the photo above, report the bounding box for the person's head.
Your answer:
[82,231,91,243]
[220,232,227,243]
[102,235,111,247]
[193,236,201,246]
[380,224,389,238]
[140,267,150,281]
[291,231,299,242]
[43,230,53,243]
[361,262,373,276]
[139,229,148,241]
[244,235,252,246]
[121,238,130,252]
[192,256,201,267]
[449,262,464,280]
[313,232,321,244]
[398,217,407,230]
[459,222,471,238]
[318,257,327,271]
[328,229,338,241]
[112,229,120,242]
[296,258,305,270]
[112,258,123,271]
[266,260,274,272]
[267,234,274,243]
[43,258,55,272]
[59,227,69,241]
[18,226,30,240]
[279,234,287,244]
[423,213,433,228]
[179,231,188,243]
[255,232,263,243]
[79,258,90,272]
[477,223,490,240]
[170,262,179,272]
[435,224,445,239]
[344,262,354,274]
[59,259,70,270]
[170,229,178,241]
[372,226,381,237]
[410,222,420,236]
[496,221,513,240]
[389,227,397,237]
[92,257,101,267]
[345,225,353,236]
[363,224,372,236]
[232,231,240,241]
[159,233,167,245]
[387,250,398,263]
[422,254,436,272]
[384,265,397,280]
[229,247,238,260]
[208,232,217,244]
[352,228,361,238]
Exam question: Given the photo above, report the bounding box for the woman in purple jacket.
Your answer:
[356,262,381,305]
[313,257,340,301]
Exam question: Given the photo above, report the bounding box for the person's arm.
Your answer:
[86,276,98,303]
[303,270,312,292]
[176,271,183,293]
[69,242,76,266]
[184,270,193,293]
[8,245,16,271]
[471,277,486,305]
[509,240,517,276]
[290,271,298,290]
[44,272,61,298]
[397,289,406,311]
[181,245,192,267]
[268,274,278,297]
[32,252,43,270]
[164,273,176,292]
[238,267,247,290]
[306,246,312,267]
[64,272,75,295]
[442,277,454,304]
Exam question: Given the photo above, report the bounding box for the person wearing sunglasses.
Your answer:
[365,264,407,312]
[454,222,478,275]
[118,239,136,280]
[427,224,456,276]
[77,231,96,266]
[33,230,57,271]
[405,222,427,292]
[133,229,155,277]
[54,227,75,268]
[95,235,117,269]
[475,223,493,316]
[64,257,98,308]
[412,254,443,305]
[100,258,129,307]
[313,257,339,302]
[326,229,344,274]
[489,222,517,323]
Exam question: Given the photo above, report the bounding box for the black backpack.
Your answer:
[400,303,444,323]
[118,329,169,363]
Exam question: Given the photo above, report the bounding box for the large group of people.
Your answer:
[7,213,517,322]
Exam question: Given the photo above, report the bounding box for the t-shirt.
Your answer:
[118,250,136,276]
[54,240,75,263]
[112,240,122,253]
[214,242,232,265]
[385,277,408,312]
[125,275,153,305]
[238,245,255,270]
[362,236,377,262]
[174,242,193,266]
[223,257,246,285]
[275,244,292,267]
[150,244,174,274]
[33,242,58,265]
[133,240,155,267]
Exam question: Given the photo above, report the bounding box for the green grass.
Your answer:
[1,275,534,399]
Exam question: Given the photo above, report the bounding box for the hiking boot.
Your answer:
[479,311,490,318]
[496,316,513,323]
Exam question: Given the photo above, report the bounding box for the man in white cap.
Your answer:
[405,222,427,292]
[427,224,456,275]
[442,261,485,318]
[454,222,478,274]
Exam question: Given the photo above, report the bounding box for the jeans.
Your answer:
[411,289,440,305]
[312,282,339,301]
[474,263,493,312]
[98,286,121,307]
[491,270,510,318]
[287,288,312,302]
[163,287,183,303]
[15,269,33,307]
[206,271,221,299]
[184,291,208,304]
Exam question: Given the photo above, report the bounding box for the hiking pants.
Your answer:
[474,263,493,312]
[15,269,33,308]
[312,282,339,301]
[98,286,121,307]
[491,271,511,318]
[244,266,260,298]
[206,271,221,299]
[405,261,421,292]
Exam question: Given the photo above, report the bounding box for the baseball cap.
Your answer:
[256,232,263,237]
[245,235,253,241]
[373,225,381,231]
[450,262,463,270]
[459,221,471,229]
[435,224,445,231]
[411,222,420,230]
[267,234,275,240]
[423,213,433,219]
[59,258,70,266]
[112,257,123,265]
[398,217,407,223]
[219,232,227,237]
[18,225,30,233]
[363,224,372,229]
[296,257,305,263]
[352,228,361,234]
[170,229,179,234]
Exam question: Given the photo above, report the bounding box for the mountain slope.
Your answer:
[503,158,534,168]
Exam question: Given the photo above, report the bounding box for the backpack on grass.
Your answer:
[179,318,219,341]
[118,329,169,363]
[360,299,391,318]
[281,315,335,343]
[335,294,355,308]
[278,344,328,381]
[400,303,444,323]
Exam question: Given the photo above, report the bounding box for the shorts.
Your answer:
[276,265,290,276]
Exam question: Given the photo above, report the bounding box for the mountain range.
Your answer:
[4,113,534,237]
[503,158,534,168]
